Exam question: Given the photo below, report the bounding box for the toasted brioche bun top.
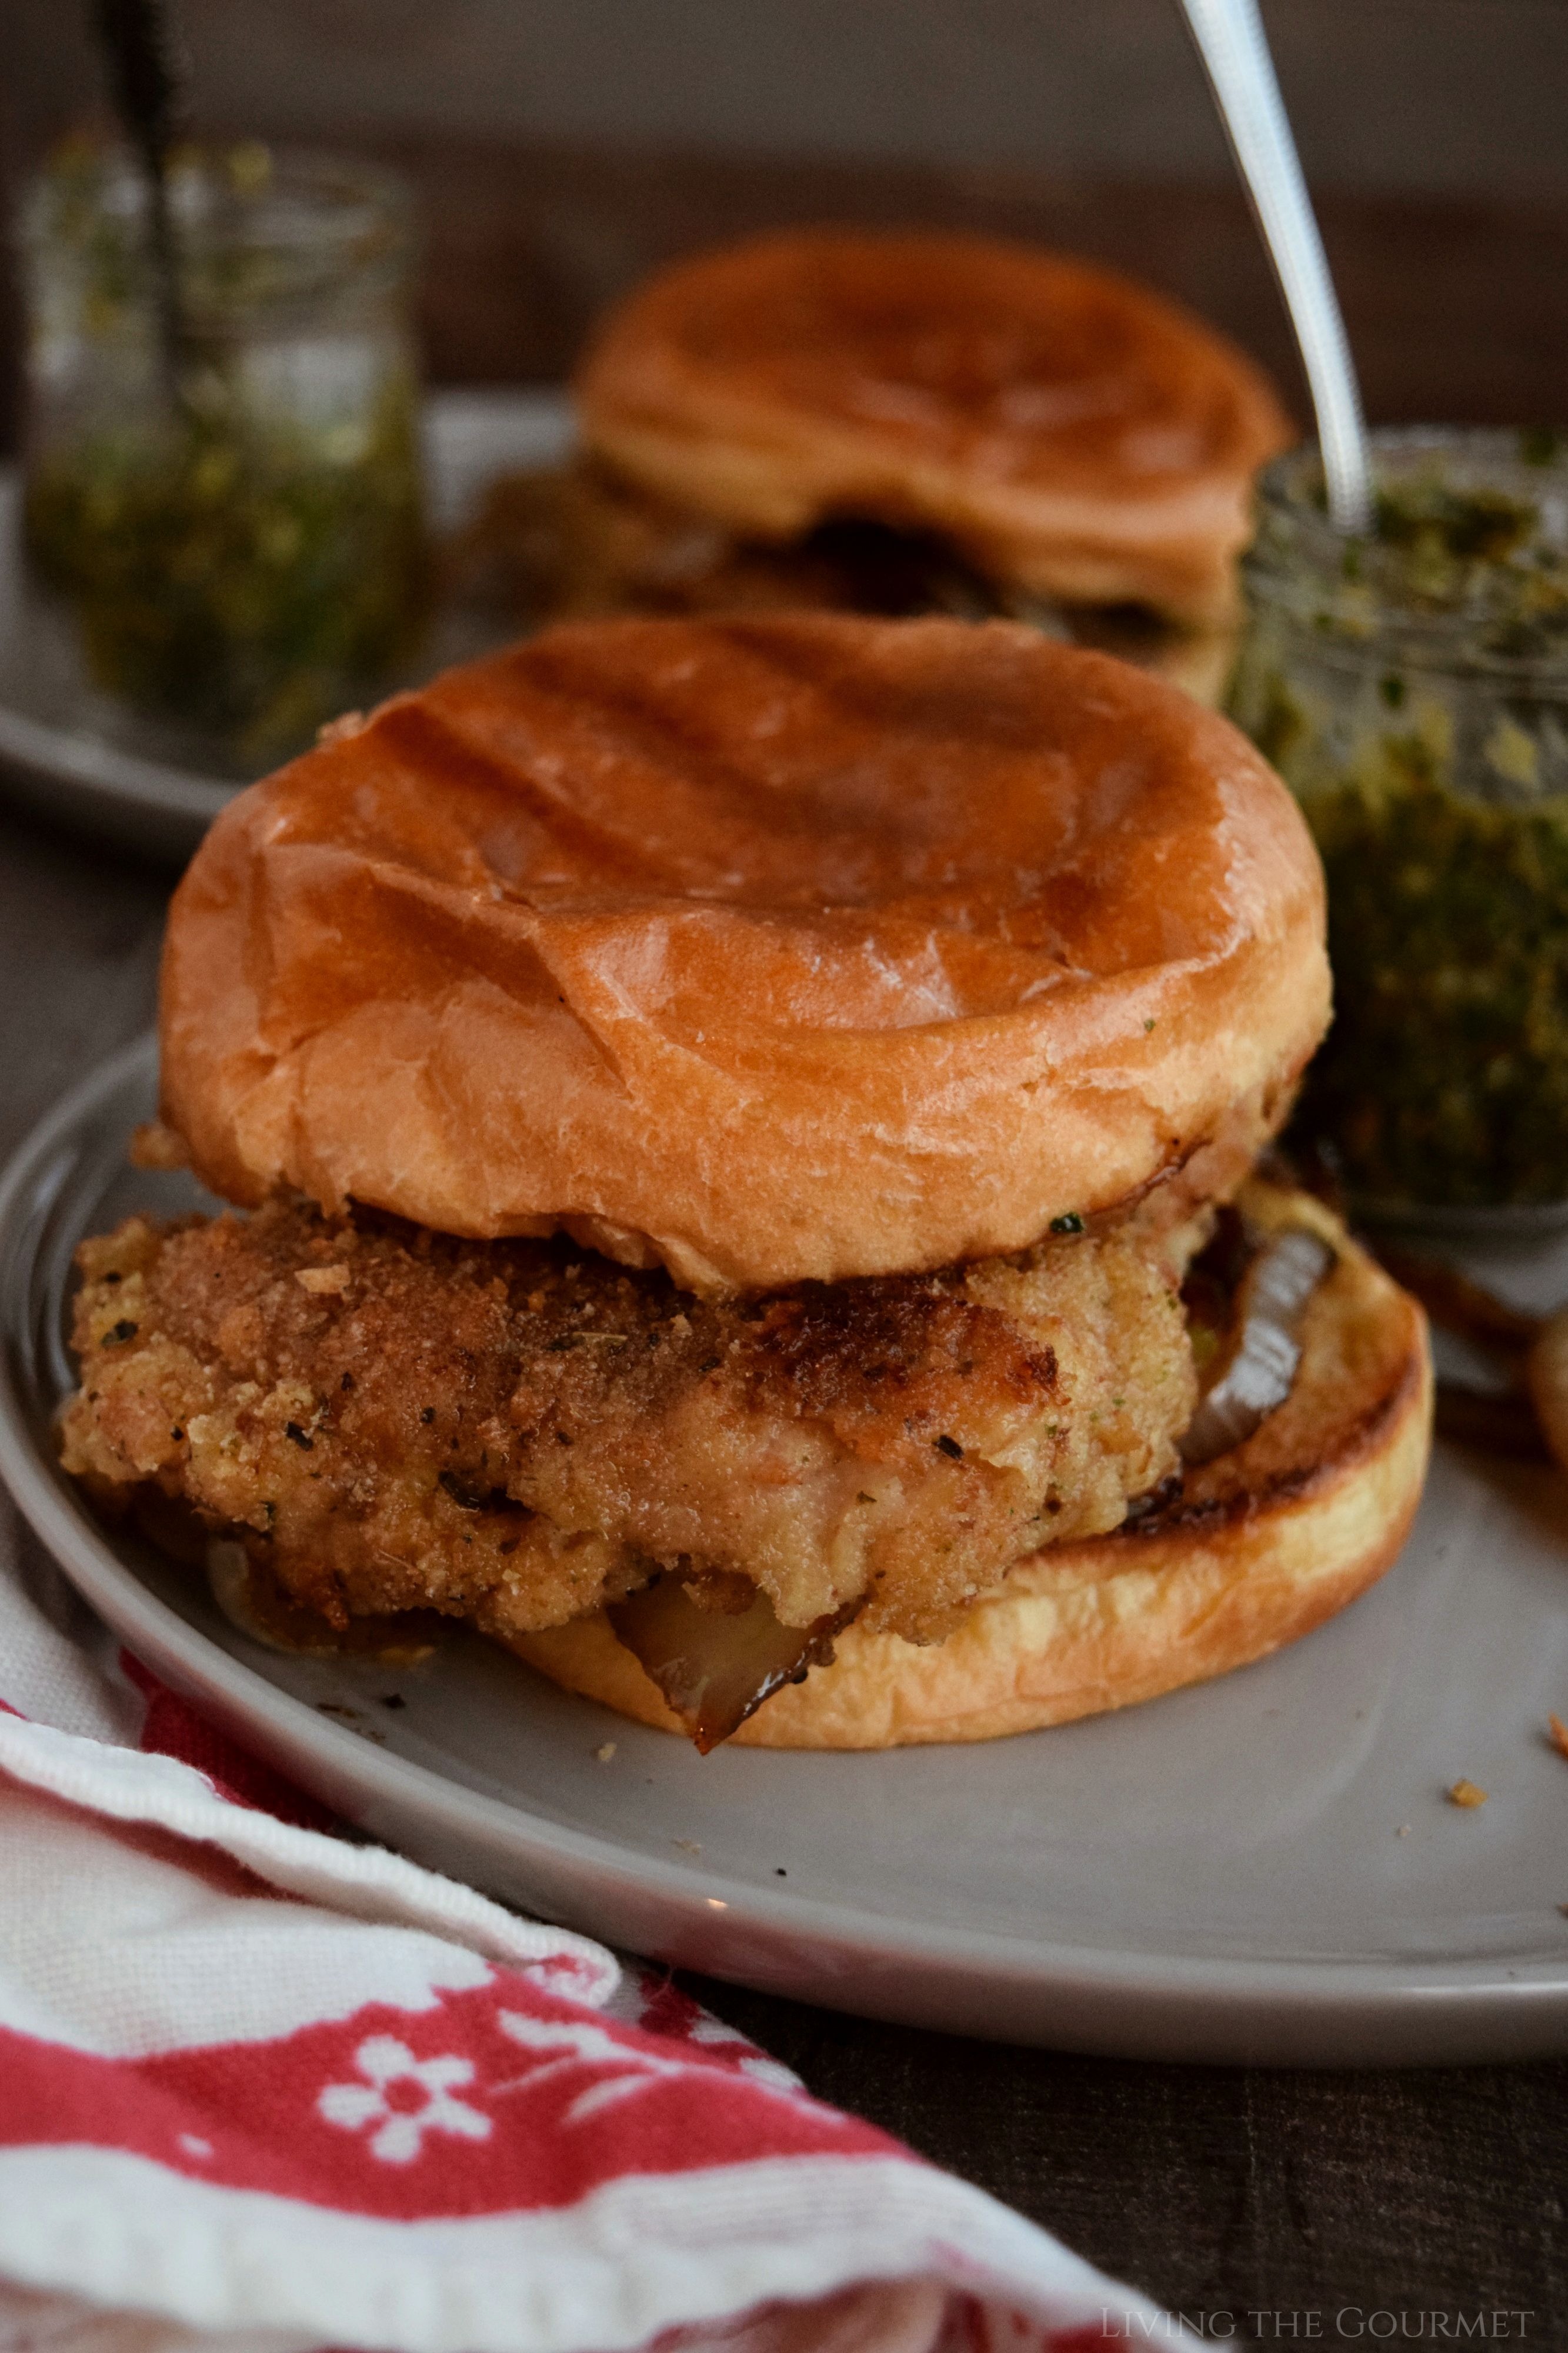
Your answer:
[161,614,1329,1294]
[576,231,1293,625]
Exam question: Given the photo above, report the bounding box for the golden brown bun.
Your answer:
[507,1183,1433,1745]
[576,231,1293,627]
[161,615,1329,1295]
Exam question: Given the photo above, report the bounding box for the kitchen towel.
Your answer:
[0,1494,1169,2353]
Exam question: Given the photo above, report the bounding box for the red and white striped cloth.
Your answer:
[0,1493,1170,2353]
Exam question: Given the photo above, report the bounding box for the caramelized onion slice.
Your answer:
[608,1574,853,1752]
[1180,1227,1334,1467]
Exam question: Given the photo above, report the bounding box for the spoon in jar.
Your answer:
[92,0,188,408]
[1177,0,1372,535]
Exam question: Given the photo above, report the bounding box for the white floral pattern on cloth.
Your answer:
[680,2009,805,2097]
[626,1971,809,2098]
[318,2034,492,2164]
[496,2009,709,2127]
[494,2008,839,2129]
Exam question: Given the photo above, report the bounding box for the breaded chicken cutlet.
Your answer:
[61,1197,1197,1659]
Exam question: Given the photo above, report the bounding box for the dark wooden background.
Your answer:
[348,139,1568,436]
[1,79,1566,2345]
[6,135,1568,448]
[689,1975,1567,2327]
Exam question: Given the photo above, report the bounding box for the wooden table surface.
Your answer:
[2,793,1564,2343]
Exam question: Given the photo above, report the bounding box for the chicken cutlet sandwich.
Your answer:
[59,614,1432,1750]
[464,230,1293,703]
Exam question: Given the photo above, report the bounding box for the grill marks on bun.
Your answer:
[159,615,1330,1294]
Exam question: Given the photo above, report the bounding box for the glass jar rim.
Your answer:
[1253,425,1568,554]
[19,142,415,303]
[1243,422,1568,677]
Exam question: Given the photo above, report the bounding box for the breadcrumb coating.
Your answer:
[59,1198,1196,1645]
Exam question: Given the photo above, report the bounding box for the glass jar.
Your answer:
[19,140,427,764]
[1228,426,1568,1227]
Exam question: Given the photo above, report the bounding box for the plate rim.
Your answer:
[5,1038,1568,2064]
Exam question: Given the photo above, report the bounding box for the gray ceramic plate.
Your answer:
[4,1036,1568,2065]
[0,389,573,863]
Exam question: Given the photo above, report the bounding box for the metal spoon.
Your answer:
[1177,0,1372,535]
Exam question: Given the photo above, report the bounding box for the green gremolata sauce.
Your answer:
[26,383,426,757]
[1232,438,1568,1208]
[23,140,426,761]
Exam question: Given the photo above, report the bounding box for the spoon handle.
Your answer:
[92,0,188,404]
[1178,0,1372,535]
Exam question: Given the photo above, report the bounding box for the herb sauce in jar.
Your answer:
[1229,427,1568,1218]
[20,141,427,764]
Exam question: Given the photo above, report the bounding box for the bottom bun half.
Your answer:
[505,1185,1432,1749]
